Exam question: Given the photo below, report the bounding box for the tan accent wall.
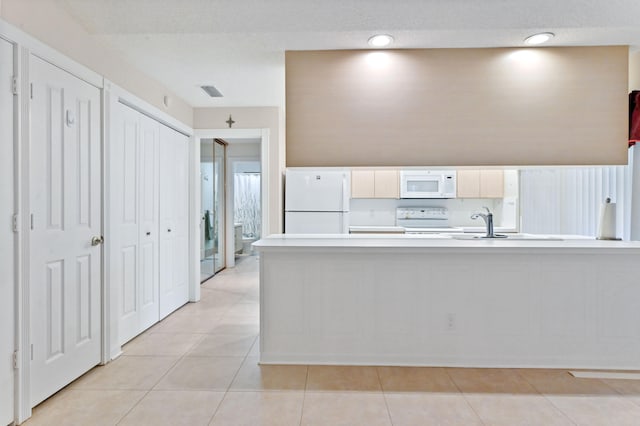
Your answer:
[630,50,640,91]
[1,0,193,126]
[194,107,285,234]
[286,47,628,167]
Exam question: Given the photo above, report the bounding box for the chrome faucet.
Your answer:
[471,207,506,238]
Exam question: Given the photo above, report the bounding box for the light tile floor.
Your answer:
[25,255,640,425]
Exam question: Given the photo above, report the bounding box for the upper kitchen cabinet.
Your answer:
[479,170,504,198]
[286,47,628,167]
[456,170,481,198]
[457,170,504,198]
[351,169,399,199]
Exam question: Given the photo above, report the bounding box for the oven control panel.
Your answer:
[396,207,449,220]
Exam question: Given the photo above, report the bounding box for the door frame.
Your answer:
[193,129,270,276]
[0,33,18,426]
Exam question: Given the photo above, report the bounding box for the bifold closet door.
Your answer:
[112,103,189,344]
[137,113,161,332]
[159,126,189,319]
[29,56,102,406]
[112,103,160,345]
[0,37,15,425]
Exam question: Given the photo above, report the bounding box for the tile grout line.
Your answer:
[299,364,311,426]
[514,370,579,426]
[376,367,395,426]
[113,389,152,426]
[113,352,185,425]
[443,368,488,426]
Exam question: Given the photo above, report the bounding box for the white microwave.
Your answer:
[400,170,457,198]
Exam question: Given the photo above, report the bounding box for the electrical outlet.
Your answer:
[446,313,457,331]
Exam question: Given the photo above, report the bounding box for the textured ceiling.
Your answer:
[57,0,640,108]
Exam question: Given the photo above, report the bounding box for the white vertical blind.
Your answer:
[520,162,630,239]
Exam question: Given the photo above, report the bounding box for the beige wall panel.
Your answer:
[631,50,640,91]
[194,107,284,234]
[286,47,628,167]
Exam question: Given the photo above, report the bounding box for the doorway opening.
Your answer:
[229,145,262,260]
[193,128,269,285]
[200,138,227,282]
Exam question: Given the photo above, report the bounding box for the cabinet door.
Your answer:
[457,170,480,198]
[374,170,399,198]
[480,170,504,198]
[351,170,375,198]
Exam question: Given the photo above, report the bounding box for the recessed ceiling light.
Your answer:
[201,85,223,97]
[368,34,394,48]
[524,32,555,45]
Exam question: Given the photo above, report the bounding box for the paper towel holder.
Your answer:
[596,197,622,240]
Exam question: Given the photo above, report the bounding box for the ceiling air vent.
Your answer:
[201,85,223,97]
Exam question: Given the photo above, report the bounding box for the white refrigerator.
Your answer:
[285,168,350,234]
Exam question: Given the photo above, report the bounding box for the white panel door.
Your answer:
[112,103,142,344]
[0,37,15,425]
[159,125,189,319]
[29,56,101,406]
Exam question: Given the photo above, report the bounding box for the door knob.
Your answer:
[91,236,104,246]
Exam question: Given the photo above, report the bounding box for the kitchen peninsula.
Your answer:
[254,234,640,369]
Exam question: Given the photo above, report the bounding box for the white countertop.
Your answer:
[254,233,640,251]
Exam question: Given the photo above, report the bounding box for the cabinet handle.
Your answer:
[146,231,151,236]
[167,229,172,233]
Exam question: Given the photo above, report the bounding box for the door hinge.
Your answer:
[12,214,19,232]
[11,76,18,95]
[30,82,33,99]
[30,213,34,230]
[30,344,33,361]
[13,351,18,369]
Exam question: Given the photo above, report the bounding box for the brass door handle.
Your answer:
[91,236,104,246]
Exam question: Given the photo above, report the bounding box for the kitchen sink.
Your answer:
[450,233,564,241]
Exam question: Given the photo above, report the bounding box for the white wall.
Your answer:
[1,0,193,125]
[194,107,284,234]
[228,142,260,158]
